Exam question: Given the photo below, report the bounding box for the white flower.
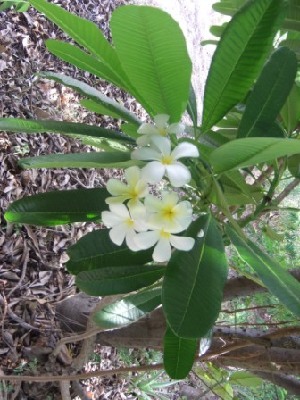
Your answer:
[137,114,185,146]
[145,191,193,232]
[105,166,148,208]
[135,228,195,262]
[131,136,199,187]
[102,204,147,251]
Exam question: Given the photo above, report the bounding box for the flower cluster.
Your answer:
[102,114,199,262]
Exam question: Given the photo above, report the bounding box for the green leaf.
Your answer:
[30,0,130,89]
[210,170,263,206]
[38,71,141,126]
[229,371,262,388]
[110,5,192,122]
[187,85,198,129]
[162,215,228,339]
[66,229,152,275]
[288,154,300,178]
[80,99,122,120]
[227,226,300,317]
[210,137,300,173]
[163,326,197,379]
[284,0,300,32]
[93,286,161,328]
[237,47,297,138]
[19,151,139,169]
[45,40,124,88]
[0,118,133,143]
[202,0,286,132]
[212,0,246,17]
[76,264,165,296]
[5,188,108,226]
[280,83,300,134]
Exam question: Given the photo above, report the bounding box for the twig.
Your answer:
[273,178,300,205]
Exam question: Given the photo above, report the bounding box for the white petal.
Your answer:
[172,142,199,160]
[144,195,162,212]
[142,161,165,183]
[165,163,191,187]
[150,136,171,155]
[173,201,193,219]
[153,238,172,262]
[109,203,130,219]
[125,230,140,251]
[167,122,185,135]
[154,114,169,128]
[109,225,126,246]
[137,123,159,135]
[135,180,148,198]
[169,235,195,251]
[125,166,141,185]
[161,191,179,207]
[107,179,127,196]
[105,195,128,205]
[131,147,161,161]
[102,210,122,227]
[135,230,159,249]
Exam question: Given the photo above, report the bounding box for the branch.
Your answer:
[273,178,300,205]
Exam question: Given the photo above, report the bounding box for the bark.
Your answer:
[54,270,300,395]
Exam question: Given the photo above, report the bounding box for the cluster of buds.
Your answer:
[102,114,199,262]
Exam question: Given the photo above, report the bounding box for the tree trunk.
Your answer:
[55,270,300,395]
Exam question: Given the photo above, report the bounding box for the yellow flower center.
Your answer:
[162,205,176,220]
[125,218,135,228]
[159,229,171,239]
[161,155,173,165]
[158,127,167,136]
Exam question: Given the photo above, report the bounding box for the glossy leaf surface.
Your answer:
[237,47,297,137]
[93,287,161,328]
[162,215,228,338]
[111,5,192,121]
[5,188,108,226]
[66,229,152,275]
[210,138,300,173]
[76,265,165,296]
[19,152,138,169]
[202,0,286,132]
[163,327,197,379]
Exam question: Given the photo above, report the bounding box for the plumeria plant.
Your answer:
[2,0,300,379]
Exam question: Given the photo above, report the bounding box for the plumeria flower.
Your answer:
[135,228,195,263]
[105,166,148,208]
[131,136,199,187]
[102,204,147,251]
[145,191,193,232]
[137,114,185,146]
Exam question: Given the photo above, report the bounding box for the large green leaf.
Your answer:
[227,226,300,317]
[0,118,133,142]
[38,72,141,126]
[5,188,108,226]
[66,229,152,275]
[162,215,228,339]
[110,6,192,122]
[210,137,300,173]
[212,0,246,16]
[19,151,139,169]
[280,83,300,134]
[202,0,286,132]
[76,265,165,296]
[288,154,300,178]
[30,0,130,90]
[237,47,297,138]
[93,287,161,329]
[45,40,123,87]
[163,327,197,379]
